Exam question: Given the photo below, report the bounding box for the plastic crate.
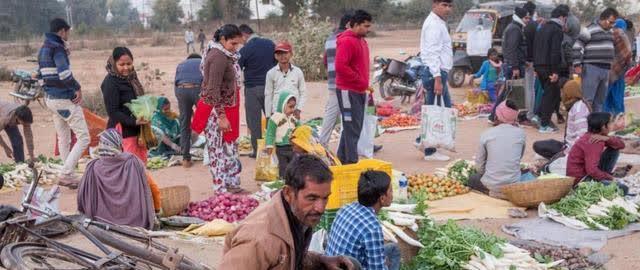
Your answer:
[326,159,392,210]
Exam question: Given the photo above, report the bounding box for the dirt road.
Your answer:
[0,30,638,269]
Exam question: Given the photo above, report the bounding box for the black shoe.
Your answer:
[373,145,383,153]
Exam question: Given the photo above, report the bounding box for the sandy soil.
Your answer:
[0,29,638,269]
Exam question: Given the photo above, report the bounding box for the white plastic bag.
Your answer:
[309,229,327,253]
[466,27,492,56]
[420,96,457,151]
[358,114,378,158]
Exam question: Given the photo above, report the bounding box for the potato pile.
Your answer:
[408,173,470,200]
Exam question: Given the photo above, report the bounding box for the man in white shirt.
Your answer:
[264,41,307,119]
[184,27,195,54]
[416,0,453,162]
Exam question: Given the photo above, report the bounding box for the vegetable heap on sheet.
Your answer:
[403,220,559,270]
[440,159,476,186]
[407,174,470,200]
[549,182,639,230]
[1,156,63,190]
[182,192,260,223]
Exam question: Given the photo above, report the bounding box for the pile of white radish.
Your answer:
[463,244,563,270]
[619,172,640,195]
[380,203,426,248]
[1,162,63,190]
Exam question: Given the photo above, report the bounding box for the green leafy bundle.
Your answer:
[125,95,158,120]
[550,182,629,229]
[408,220,506,269]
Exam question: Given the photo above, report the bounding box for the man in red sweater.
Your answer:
[335,9,373,164]
[566,112,628,194]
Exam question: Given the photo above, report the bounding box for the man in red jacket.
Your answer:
[335,9,373,164]
[566,112,628,194]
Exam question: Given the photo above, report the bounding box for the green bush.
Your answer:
[271,9,333,81]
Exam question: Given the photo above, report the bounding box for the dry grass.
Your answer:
[150,32,176,47]
[83,90,107,117]
[0,66,12,82]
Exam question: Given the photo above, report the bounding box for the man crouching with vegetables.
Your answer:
[219,154,357,270]
[326,170,401,270]
[566,112,629,194]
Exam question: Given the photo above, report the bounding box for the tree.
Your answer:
[280,0,306,17]
[66,0,108,29]
[0,0,66,40]
[108,0,141,32]
[198,0,251,21]
[151,0,184,31]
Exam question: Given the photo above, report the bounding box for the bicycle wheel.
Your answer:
[87,225,210,270]
[1,242,150,270]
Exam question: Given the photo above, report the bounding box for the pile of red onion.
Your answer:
[182,192,260,223]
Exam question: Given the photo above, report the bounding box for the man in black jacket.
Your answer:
[533,6,568,133]
[522,1,539,123]
[503,7,530,80]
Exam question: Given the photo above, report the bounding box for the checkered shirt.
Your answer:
[325,203,387,270]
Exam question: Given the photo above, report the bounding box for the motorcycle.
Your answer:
[373,54,424,103]
[9,60,45,107]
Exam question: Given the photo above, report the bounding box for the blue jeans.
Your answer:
[385,243,401,270]
[419,69,451,156]
[485,81,497,102]
[4,125,24,163]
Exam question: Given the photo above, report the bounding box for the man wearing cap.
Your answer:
[264,41,307,119]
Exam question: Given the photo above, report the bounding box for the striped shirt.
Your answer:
[564,100,590,155]
[324,31,342,91]
[572,22,615,68]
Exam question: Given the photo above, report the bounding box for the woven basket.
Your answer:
[159,185,191,217]
[501,177,575,208]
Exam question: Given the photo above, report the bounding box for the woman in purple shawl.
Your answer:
[77,129,156,230]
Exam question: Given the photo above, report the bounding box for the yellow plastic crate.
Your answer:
[326,159,393,210]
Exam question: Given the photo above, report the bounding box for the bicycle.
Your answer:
[0,166,212,270]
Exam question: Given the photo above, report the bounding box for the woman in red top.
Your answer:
[199,25,244,192]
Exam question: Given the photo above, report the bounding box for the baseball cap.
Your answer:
[274,41,293,53]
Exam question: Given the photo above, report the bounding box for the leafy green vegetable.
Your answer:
[125,95,159,120]
[593,206,637,230]
[550,182,625,229]
[0,163,16,174]
[405,220,506,269]
[37,154,62,165]
[447,160,476,186]
[377,209,390,222]
[411,189,429,215]
[266,180,285,190]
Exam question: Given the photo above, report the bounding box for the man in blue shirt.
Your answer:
[38,18,89,188]
[174,53,203,168]
[326,170,401,270]
[238,24,276,158]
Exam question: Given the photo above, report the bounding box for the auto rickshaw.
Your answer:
[448,1,553,88]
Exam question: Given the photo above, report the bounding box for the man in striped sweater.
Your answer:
[572,8,620,112]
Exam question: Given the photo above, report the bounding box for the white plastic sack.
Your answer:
[23,185,61,224]
[466,27,492,56]
[309,229,327,254]
[420,98,457,151]
[358,115,378,158]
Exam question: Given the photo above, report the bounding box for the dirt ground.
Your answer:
[0,30,639,269]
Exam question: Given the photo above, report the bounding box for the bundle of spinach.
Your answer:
[407,220,506,269]
[550,182,633,229]
[446,160,476,186]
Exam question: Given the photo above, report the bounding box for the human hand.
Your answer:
[136,118,149,126]
[218,115,231,132]
[549,73,559,83]
[589,134,609,144]
[434,78,443,95]
[72,90,83,104]
[320,255,354,270]
[512,69,520,79]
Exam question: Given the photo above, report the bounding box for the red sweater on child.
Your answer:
[566,133,625,183]
[335,30,370,93]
